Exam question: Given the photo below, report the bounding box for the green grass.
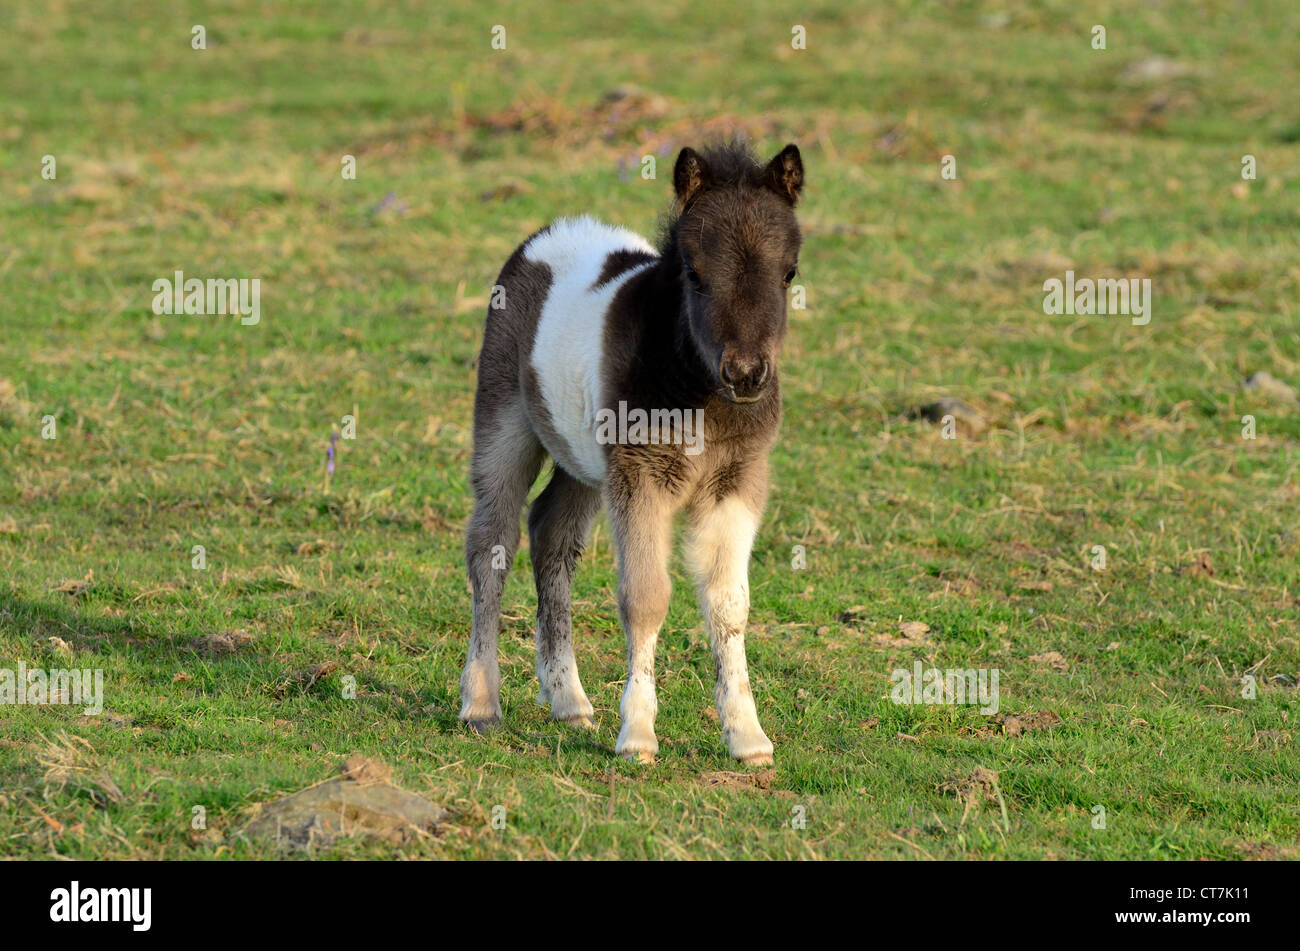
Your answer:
[0,0,1297,859]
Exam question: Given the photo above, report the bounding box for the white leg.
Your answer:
[609,494,673,763]
[689,496,773,764]
[538,652,596,726]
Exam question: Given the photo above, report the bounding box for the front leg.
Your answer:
[688,494,773,765]
[607,481,674,764]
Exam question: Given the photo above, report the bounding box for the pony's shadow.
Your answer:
[0,589,149,655]
[0,590,455,719]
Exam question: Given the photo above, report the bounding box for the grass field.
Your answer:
[1,0,1298,860]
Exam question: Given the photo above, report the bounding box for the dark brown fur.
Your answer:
[598,142,802,514]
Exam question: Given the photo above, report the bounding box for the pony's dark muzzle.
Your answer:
[720,354,770,402]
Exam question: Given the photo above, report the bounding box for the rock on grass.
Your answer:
[912,397,988,435]
[241,757,446,849]
[1243,371,1298,405]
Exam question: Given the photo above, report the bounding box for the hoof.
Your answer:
[463,716,501,733]
[615,720,658,764]
[725,725,773,765]
[560,714,597,730]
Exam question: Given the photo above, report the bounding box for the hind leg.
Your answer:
[528,466,602,728]
[459,400,545,730]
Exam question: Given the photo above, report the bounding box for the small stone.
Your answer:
[1121,56,1189,83]
[1243,371,1297,404]
[915,397,987,434]
[898,620,931,640]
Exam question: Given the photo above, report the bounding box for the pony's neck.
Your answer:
[646,226,712,399]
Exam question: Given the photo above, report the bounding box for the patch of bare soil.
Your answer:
[1182,552,1216,577]
[867,619,933,647]
[54,571,94,597]
[699,768,795,799]
[1233,840,1296,860]
[1029,650,1069,671]
[980,711,1062,738]
[190,629,254,656]
[241,756,446,849]
[941,766,1000,804]
[347,86,791,166]
[940,766,1009,830]
[294,539,336,556]
[471,85,670,141]
[839,610,934,647]
[272,661,338,696]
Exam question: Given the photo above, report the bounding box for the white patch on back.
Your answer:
[526,216,657,485]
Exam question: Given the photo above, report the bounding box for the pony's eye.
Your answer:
[685,266,702,287]
[783,266,798,286]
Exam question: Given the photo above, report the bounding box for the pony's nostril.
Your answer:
[720,356,770,398]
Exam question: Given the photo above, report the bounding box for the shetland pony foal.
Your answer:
[459,142,803,764]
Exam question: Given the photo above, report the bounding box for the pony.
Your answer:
[459,141,804,764]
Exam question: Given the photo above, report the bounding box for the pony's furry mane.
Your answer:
[690,140,767,188]
[657,139,766,255]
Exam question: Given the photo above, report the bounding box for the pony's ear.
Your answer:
[764,144,803,204]
[673,147,710,208]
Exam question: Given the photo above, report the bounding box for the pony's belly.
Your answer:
[530,337,607,485]
[528,272,614,486]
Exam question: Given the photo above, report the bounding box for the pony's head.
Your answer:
[671,142,803,403]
